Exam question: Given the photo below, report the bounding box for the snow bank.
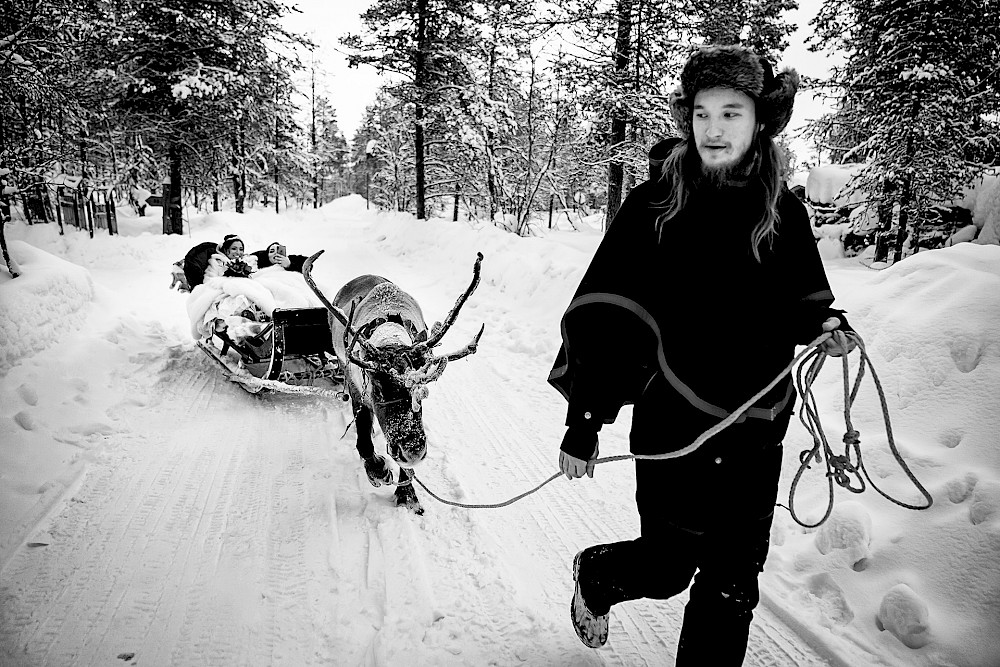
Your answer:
[957,168,1000,229]
[0,241,95,374]
[971,176,1000,245]
[767,242,1000,667]
[344,209,600,360]
[806,163,867,206]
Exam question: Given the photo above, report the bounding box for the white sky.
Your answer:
[283,0,383,143]
[284,0,837,159]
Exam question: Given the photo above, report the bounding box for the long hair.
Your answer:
[653,137,787,262]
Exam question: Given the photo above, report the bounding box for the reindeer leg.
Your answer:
[355,405,393,488]
[394,468,424,515]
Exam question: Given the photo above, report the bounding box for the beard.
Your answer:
[699,145,758,188]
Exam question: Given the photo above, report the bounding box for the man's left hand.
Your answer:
[819,317,857,357]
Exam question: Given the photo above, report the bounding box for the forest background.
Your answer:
[1,0,999,243]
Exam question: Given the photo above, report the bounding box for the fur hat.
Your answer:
[669,45,800,139]
[220,234,243,253]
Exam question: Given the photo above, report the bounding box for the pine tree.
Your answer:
[310,97,349,205]
[811,0,1000,260]
[342,0,479,219]
[112,0,310,226]
[555,0,795,229]
[1,0,119,215]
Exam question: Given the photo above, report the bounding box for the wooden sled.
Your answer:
[198,306,345,396]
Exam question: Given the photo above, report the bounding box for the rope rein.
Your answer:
[404,331,933,525]
[777,332,933,527]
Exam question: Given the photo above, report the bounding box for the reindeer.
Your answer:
[303,252,484,514]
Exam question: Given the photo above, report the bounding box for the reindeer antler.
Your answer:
[434,324,484,362]
[344,301,380,371]
[413,252,485,356]
[303,250,381,359]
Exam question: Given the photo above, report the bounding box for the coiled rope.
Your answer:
[405,330,933,524]
[778,331,933,527]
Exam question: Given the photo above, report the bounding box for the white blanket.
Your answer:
[186,266,323,340]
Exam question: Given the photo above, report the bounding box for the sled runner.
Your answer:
[197,306,344,395]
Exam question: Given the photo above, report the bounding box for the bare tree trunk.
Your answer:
[414,0,428,220]
[231,130,245,214]
[517,60,538,233]
[485,2,501,224]
[311,64,318,209]
[274,86,280,215]
[164,140,183,235]
[605,0,633,230]
[893,174,912,263]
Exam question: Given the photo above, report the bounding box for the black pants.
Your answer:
[577,442,782,666]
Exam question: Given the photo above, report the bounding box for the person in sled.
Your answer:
[181,240,221,289]
[250,242,308,273]
[549,45,856,664]
[206,234,255,280]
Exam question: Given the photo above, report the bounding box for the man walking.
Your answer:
[548,45,854,664]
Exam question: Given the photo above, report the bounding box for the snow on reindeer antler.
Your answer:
[412,252,485,363]
[303,250,485,381]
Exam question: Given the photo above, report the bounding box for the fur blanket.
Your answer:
[186,265,323,340]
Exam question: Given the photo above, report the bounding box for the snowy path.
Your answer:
[0,205,836,666]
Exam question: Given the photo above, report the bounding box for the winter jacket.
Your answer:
[205,253,235,280]
[250,250,307,273]
[549,178,850,460]
[182,241,220,287]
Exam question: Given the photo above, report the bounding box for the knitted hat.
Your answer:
[220,234,243,253]
[669,45,800,139]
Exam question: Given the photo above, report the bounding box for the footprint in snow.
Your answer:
[814,500,872,566]
[877,583,931,648]
[17,382,39,406]
[944,471,978,504]
[804,572,855,628]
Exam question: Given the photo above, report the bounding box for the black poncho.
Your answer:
[549,179,845,459]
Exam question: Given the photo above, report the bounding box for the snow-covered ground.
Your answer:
[1,195,997,666]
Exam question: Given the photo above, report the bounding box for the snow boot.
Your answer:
[571,550,609,648]
[363,455,394,488]
[394,482,424,515]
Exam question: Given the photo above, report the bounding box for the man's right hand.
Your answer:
[560,450,599,479]
[559,427,600,479]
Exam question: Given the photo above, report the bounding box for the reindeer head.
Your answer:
[304,253,485,468]
[349,323,435,466]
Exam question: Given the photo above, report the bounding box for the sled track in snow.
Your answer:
[0,354,347,666]
[0,325,834,665]
[424,351,833,666]
[428,356,679,664]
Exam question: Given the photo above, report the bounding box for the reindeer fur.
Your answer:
[304,252,484,516]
